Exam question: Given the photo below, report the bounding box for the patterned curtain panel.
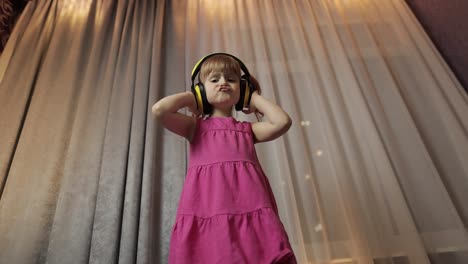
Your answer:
[0,0,28,55]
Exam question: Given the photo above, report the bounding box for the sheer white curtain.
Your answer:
[175,0,468,263]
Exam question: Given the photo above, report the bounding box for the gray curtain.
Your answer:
[0,0,167,263]
[1,0,468,264]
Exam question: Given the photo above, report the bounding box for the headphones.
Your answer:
[190,53,255,115]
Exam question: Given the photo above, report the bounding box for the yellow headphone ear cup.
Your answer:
[243,85,251,110]
[194,84,204,113]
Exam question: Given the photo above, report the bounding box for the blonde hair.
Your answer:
[199,54,241,82]
[199,54,264,121]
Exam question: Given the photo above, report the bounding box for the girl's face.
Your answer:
[203,71,240,111]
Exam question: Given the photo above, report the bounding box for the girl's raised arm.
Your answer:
[250,91,292,143]
[152,91,199,142]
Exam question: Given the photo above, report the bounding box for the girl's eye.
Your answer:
[210,79,218,82]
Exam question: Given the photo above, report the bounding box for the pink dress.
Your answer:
[169,116,297,264]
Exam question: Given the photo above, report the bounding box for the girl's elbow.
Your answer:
[152,103,164,117]
[283,115,292,130]
[276,117,292,136]
[283,117,292,132]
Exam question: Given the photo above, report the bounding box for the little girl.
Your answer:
[153,53,297,264]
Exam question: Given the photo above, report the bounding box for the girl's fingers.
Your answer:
[242,105,256,114]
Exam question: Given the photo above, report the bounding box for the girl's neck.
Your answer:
[210,114,233,118]
[210,108,233,118]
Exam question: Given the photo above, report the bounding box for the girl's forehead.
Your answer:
[208,71,236,76]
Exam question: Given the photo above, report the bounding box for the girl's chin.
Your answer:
[209,97,238,106]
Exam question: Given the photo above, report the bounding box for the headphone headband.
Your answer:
[190,53,250,83]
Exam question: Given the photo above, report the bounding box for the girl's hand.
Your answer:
[187,93,202,118]
[242,90,259,115]
[242,105,257,115]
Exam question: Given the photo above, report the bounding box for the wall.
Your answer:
[405,0,468,94]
